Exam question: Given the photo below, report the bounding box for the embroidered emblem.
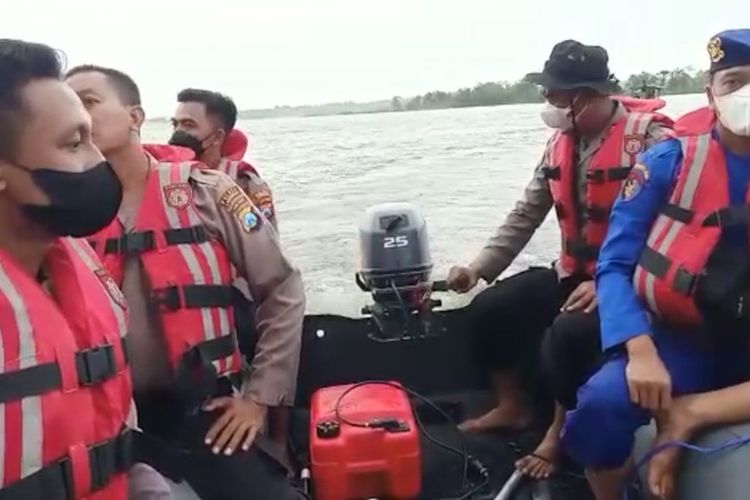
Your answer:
[251,190,275,219]
[622,164,649,201]
[219,185,262,232]
[163,183,193,209]
[624,134,645,156]
[707,37,725,63]
[94,268,127,308]
[239,207,260,231]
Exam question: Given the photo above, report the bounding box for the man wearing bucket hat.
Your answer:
[563,29,750,500]
[447,39,673,478]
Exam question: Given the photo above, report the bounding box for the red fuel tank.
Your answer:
[309,382,421,500]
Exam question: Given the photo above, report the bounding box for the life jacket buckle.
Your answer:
[104,231,155,255]
[541,166,561,180]
[585,205,610,223]
[75,344,117,386]
[585,169,606,183]
[150,286,182,312]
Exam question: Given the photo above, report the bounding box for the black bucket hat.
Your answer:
[526,40,613,93]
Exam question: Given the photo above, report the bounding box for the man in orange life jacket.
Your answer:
[169,89,277,229]
[0,39,133,500]
[65,66,306,499]
[446,40,673,478]
[562,29,750,500]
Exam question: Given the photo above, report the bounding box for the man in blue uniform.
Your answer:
[562,29,750,500]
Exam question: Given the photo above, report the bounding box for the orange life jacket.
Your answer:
[90,159,243,379]
[542,99,674,275]
[0,238,132,500]
[633,107,744,327]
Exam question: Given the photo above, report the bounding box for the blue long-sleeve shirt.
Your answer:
[596,133,750,351]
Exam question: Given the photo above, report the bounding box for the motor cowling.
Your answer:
[357,203,433,311]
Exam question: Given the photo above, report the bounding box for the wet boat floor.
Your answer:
[417,423,593,499]
[291,392,597,500]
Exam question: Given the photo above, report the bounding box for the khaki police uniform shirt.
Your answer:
[121,161,304,407]
[471,102,672,282]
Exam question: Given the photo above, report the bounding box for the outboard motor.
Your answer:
[356,203,443,340]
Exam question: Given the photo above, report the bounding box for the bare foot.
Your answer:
[515,430,561,479]
[458,403,532,433]
[647,396,699,500]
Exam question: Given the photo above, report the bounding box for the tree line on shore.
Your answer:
[390,67,709,112]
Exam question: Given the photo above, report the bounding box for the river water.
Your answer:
[143,94,705,316]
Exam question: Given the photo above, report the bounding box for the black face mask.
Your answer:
[15,161,123,237]
[168,130,208,158]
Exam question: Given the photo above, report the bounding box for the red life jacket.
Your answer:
[221,129,249,161]
[633,107,743,327]
[218,129,259,177]
[542,100,674,275]
[216,158,259,180]
[90,159,243,379]
[0,238,132,500]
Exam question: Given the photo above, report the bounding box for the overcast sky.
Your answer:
[4,0,745,116]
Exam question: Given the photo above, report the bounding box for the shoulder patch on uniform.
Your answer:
[218,185,262,232]
[621,163,649,201]
[624,134,645,155]
[163,182,193,209]
[94,268,127,309]
[250,190,274,219]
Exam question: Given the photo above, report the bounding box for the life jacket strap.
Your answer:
[584,205,611,223]
[586,166,632,183]
[0,428,133,500]
[702,205,750,227]
[90,226,210,255]
[541,166,561,180]
[0,337,130,403]
[193,334,239,364]
[661,203,695,224]
[638,246,697,296]
[150,285,235,312]
[563,239,599,261]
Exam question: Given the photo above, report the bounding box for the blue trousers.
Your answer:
[562,330,750,468]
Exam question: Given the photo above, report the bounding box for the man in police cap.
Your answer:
[562,29,750,500]
[65,65,305,499]
[446,40,672,478]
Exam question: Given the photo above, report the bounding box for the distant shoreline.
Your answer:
[149,91,696,123]
[149,67,707,122]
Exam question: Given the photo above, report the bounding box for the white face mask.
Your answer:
[541,102,574,130]
[714,83,750,137]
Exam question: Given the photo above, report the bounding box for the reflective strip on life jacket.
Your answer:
[219,159,240,180]
[216,158,259,181]
[67,239,129,341]
[633,133,712,316]
[157,163,236,375]
[0,240,130,498]
[0,429,133,500]
[0,262,43,482]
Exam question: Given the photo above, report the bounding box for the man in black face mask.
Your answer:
[170,89,277,229]
[66,65,305,500]
[170,88,291,466]
[0,38,169,499]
